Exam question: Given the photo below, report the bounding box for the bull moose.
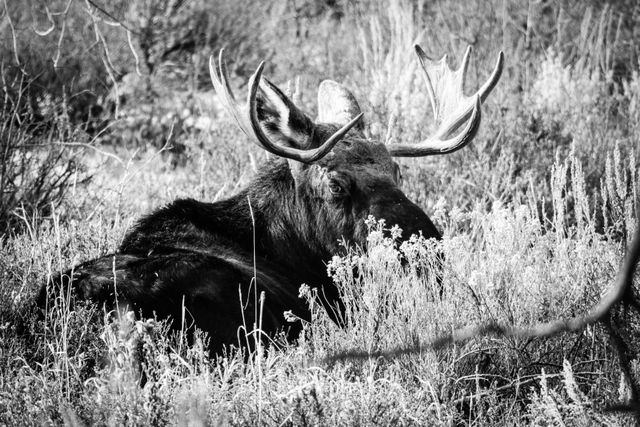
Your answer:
[38,44,503,352]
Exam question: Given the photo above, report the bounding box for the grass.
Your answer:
[1,0,640,425]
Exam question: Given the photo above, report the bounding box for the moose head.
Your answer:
[208,45,503,256]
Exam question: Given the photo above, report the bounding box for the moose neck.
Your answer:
[234,159,332,280]
[120,158,334,288]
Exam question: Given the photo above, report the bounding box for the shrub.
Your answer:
[0,86,83,235]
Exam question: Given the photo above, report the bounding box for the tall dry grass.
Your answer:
[1,0,639,425]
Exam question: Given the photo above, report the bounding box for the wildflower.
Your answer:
[298,284,311,299]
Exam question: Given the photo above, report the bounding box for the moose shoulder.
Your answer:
[37,45,503,353]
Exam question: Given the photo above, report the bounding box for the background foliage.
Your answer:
[1,0,639,424]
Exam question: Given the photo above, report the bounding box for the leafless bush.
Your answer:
[0,82,82,235]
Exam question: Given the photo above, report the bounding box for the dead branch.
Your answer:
[3,0,22,70]
[326,221,640,419]
[327,224,640,360]
[84,0,140,36]
[32,3,55,36]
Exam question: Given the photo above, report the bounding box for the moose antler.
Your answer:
[209,50,363,164]
[388,45,504,157]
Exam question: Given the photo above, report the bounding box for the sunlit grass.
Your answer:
[0,0,639,425]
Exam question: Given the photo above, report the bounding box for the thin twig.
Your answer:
[84,0,141,36]
[53,0,73,68]
[127,29,142,76]
[452,373,565,405]
[3,0,22,70]
[32,3,55,36]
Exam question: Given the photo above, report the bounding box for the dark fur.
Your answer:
[38,135,441,353]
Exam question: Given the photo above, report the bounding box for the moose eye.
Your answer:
[328,182,343,195]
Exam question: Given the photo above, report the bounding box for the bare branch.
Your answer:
[126,29,142,77]
[84,0,141,36]
[328,223,640,362]
[53,0,73,68]
[83,0,122,116]
[3,0,22,69]
[326,220,640,418]
[32,3,55,37]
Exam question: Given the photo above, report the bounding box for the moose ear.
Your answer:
[256,78,315,149]
[317,80,364,131]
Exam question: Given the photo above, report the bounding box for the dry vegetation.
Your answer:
[1,0,640,425]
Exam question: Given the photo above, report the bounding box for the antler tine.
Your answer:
[388,95,481,157]
[477,50,504,103]
[216,49,236,102]
[210,50,362,164]
[209,50,254,138]
[456,46,472,93]
[388,45,503,157]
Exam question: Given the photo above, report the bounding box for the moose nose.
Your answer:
[369,191,441,241]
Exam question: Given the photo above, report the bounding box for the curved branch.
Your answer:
[326,222,640,419]
[326,221,640,358]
